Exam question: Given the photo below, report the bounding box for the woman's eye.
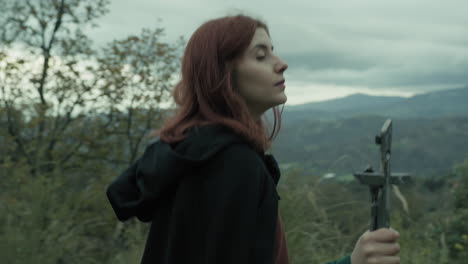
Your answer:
[256,55,266,61]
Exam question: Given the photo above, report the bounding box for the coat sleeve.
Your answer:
[106,158,153,222]
[325,255,351,264]
[201,144,267,264]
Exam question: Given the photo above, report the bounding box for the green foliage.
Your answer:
[3,154,467,263]
[277,171,367,264]
[0,158,148,263]
[446,156,468,263]
[276,156,468,264]
[0,0,181,263]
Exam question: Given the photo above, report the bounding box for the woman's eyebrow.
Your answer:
[251,44,274,52]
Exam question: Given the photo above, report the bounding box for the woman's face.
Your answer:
[234,28,288,120]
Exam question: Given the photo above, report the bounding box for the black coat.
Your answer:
[106,124,283,264]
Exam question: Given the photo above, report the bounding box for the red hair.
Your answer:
[150,15,284,153]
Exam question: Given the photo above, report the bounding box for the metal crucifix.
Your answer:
[353,119,411,231]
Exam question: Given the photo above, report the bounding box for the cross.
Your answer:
[353,119,411,231]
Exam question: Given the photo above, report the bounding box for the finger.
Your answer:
[366,241,400,256]
[374,227,399,236]
[372,228,400,242]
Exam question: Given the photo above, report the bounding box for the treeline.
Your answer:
[272,116,468,178]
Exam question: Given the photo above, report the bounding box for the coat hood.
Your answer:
[106,124,281,222]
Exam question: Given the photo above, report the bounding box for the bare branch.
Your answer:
[126,99,135,160]
[36,0,65,106]
[3,102,33,168]
[132,107,160,163]
[47,0,65,51]
[46,89,87,164]
[59,140,83,166]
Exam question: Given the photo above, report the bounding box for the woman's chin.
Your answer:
[261,94,287,110]
[277,92,287,104]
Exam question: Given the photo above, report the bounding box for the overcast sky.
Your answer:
[86,0,468,105]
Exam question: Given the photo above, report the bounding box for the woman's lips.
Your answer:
[275,80,286,90]
[274,79,285,86]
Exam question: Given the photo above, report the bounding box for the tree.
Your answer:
[0,0,183,262]
[1,0,110,175]
[1,0,182,176]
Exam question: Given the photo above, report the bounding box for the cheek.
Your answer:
[239,74,265,100]
[235,61,274,103]
[239,64,269,89]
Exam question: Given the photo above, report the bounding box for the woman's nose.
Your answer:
[275,58,288,73]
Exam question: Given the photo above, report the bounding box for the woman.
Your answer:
[106,14,401,264]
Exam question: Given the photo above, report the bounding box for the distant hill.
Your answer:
[287,93,406,113]
[283,86,468,120]
[271,86,468,179]
[271,116,468,179]
[384,86,468,118]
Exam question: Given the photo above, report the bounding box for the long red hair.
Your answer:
[150,15,284,153]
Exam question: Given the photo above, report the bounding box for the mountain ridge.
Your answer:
[283,86,468,120]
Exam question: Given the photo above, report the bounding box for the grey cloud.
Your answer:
[267,0,468,93]
[282,51,377,71]
[275,16,468,92]
[287,60,468,92]
[86,0,468,95]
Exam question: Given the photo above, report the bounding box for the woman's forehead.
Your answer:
[248,28,273,52]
